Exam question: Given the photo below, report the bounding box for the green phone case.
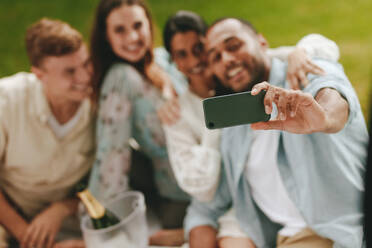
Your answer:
[203,90,270,129]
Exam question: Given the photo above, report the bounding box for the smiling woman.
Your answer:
[106,4,151,63]
[171,31,206,78]
[87,0,190,246]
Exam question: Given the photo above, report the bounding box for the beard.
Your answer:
[240,60,266,92]
[223,57,267,93]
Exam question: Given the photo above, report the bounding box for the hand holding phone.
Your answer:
[203,90,270,129]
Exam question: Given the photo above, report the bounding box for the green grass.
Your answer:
[1,0,371,120]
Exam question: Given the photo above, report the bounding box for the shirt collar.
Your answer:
[28,75,92,128]
[268,58,288,88]
[28,75,52,124]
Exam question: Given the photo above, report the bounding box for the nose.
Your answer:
[187,54,200,68]
[127,30,140,43]
[221,51,235,64]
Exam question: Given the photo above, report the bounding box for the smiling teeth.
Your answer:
[127,44,139,51]
[190,66,203,74]
[228,66,243,78]
[73,85,88,91]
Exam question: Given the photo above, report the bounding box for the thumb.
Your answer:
[251,120,284,131]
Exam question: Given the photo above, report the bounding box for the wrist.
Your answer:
[322,113,343,133]
[322,114,332,133]
[51,201,73,219]
[315,104,335,133]
[314,88,348,133]
[12,221,29,242]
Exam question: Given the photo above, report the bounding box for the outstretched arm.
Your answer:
[250,82,348,134]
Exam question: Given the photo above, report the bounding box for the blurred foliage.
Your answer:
[0,0,370,120]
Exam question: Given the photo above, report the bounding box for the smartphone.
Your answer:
[203,90,270,129]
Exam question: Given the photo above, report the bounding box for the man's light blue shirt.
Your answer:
[184,58,368,248]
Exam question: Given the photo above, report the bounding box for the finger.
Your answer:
[290,91,299,117]
[160,99,180,124]
[36,228,48,248]
[160,105,177,125]
[166,112,177,125]
[172,98,180,111]
[157,109,167,124]
[297,70,309,88]
[271,89,282,120]
[277,90,288,121]
[171,87,178,98]
[161,111,172,126]
[170,112,181,124]
[156,107,165,121]
[251,120,285,131]
[46,231,57,248]
[22,226,35,248]
[29,226,42,248]
[168,102,181,120]
[25,225,41,248]
[164,105,180,125]
[251,81,269,95]
[293,91,313,117]
[298,92,315,107]
[263,85,275,114]
[307,62,325,75]
[286,91,294,118]
[287,74,300,90]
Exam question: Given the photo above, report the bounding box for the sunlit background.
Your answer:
[1,0,371,120]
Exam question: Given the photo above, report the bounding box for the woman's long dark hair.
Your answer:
[90,0,154,98]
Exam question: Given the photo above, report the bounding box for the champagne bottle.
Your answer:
[75,178,120,229]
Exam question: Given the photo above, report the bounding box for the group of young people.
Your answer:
[0,0,369,248]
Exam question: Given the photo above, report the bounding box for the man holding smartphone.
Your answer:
[185,18,368,248]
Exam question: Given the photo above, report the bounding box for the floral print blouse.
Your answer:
[89,48,189,202]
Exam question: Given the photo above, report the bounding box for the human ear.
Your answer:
[31,66,44,81]
[257,34,269,51]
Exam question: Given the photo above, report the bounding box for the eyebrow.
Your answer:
[64,67,75,74]
[207,36,236,56]
[207,48,215,57]
[113,24,125,29]
[224,37,237,44]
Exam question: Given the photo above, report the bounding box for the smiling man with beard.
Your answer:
[209,21,268,93]
[184,18,368,248]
